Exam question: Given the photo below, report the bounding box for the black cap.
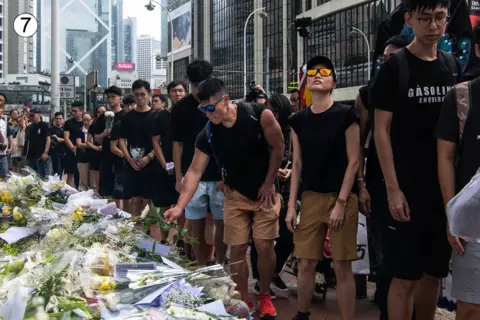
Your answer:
[104,86,122,96]
[29,109,40,116]
[306,56,337,81]
[122,94,135,105]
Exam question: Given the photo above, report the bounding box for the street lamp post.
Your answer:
[146,0,174,82]
[351,27,371,80]
[243,7,267,97]
[51,0,60,115]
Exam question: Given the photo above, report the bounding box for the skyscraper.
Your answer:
[7,0,35,75]
[123,17,137,65]
[137,35,161,81]
[160,0,168,56]
[66,29,96,85]
[37,0,112,88]
[111,0,124,67]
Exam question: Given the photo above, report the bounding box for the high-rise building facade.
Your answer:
[0,0,7,78]
[168,0,192,81]
[37,0,112,88]
[160,0,168,56]
[137,34,161,81]
[123,17,137,65]
[111,0,124,67]
[7,0,35,75]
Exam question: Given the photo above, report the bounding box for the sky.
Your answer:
[123,0,162,41]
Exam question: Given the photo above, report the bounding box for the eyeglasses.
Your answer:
[134,92,147,98]
[198,97,223,113]
[417,16,448,28]
[306,68,333,77]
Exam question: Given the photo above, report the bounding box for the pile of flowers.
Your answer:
[0,169,250,320]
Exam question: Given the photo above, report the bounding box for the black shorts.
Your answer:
[99,160,115,197]
[152,166,178,207]
[64,152,77,174]
[124,163,154,200]
[384,210,451,281]
[89,150,102,171]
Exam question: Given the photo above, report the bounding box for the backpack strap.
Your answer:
[454,81,472,145]
[438,50,459,84]
[206,120,226,177]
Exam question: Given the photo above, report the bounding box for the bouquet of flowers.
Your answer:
[105,111,115,130]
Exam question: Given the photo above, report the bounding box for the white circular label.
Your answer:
[13,13,38,38]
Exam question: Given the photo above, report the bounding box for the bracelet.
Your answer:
[337,198,347,207]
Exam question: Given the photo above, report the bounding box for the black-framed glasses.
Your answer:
[417,15,448,27]
[198,97,223,113]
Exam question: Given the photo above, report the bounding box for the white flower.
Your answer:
[106,224,119,235]
[140,205,149,219]
[105,111,115,118]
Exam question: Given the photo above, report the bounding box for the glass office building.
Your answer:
[38,0,112,88]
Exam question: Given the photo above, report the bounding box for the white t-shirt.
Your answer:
[0,118,8,156]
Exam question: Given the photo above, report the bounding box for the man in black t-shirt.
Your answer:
[170,60,225,267]
[50,112,66,177]
[370,0,460,317]
[26,109,50,178]
[286,56,361,320]
[94,85,125,198]
[165,79,284,318]
[63,101,84,187]
[119,80,155,217]
[355,34,411,318]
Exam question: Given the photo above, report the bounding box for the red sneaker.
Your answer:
[258,294,277,318]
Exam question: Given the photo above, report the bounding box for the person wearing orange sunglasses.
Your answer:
[287,56,362,320]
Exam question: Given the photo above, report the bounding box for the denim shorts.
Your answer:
[185,181,224,220]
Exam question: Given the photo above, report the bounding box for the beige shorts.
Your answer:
[223,187,280,246]
[294,191,358,261]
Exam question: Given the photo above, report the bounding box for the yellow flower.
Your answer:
[72,208,84,221]
[1,191,12,204]
[98,277,116,291]
[12,207,23,221]
[2,206,11,216]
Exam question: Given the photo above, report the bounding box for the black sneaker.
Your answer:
[292,311,310,320]
[254,281,276,300]
[271,275,288,291]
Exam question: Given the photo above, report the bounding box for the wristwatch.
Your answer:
[337,198,347,207]
[148,152,154,160]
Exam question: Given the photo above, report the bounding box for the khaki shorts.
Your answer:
[456,301,480,320]
[294,191,358,261]
[223,187,280,246]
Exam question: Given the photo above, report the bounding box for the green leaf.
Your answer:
[179,228,188,237]
[173,234,179,245]
[160,224,171,231]
[187,237,198,245]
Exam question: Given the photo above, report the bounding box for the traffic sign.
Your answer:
[60,75,76,100]
[13,13,38,38]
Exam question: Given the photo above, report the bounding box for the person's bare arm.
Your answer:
[86,133,99,151]
[374,110,399,191]
[173,141,183,181]
[110,139,124,158]
[176,149,210,209]
[44,136,51,154]
[355,93,371,215]
[153,136,167,169]
[54,136,65,143]
[7,135,14,153]
[288,129,302,210]
[64,131,75,152]
[339,123,361,201]
[260,109,284,184]
[76,137,87,149]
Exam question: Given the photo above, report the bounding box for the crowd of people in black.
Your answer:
[1,0,480,319]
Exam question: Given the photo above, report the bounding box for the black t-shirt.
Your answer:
[195,103,269,200]
[63,118,83,152]
[435,78,480,191]
[49,126,66,156]
[170,94,222,181]
[109,120,124,171]
[152,110,174,162]
[27,121,50,159]
[370,48,459,210]
[358,85,383,186]
[289,103,359,194]
[94,110,126,160]
[76,126,90,163]
[120,109,155,159]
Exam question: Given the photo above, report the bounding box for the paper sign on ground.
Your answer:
[114,262,156,278]
[0,227,37,244]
